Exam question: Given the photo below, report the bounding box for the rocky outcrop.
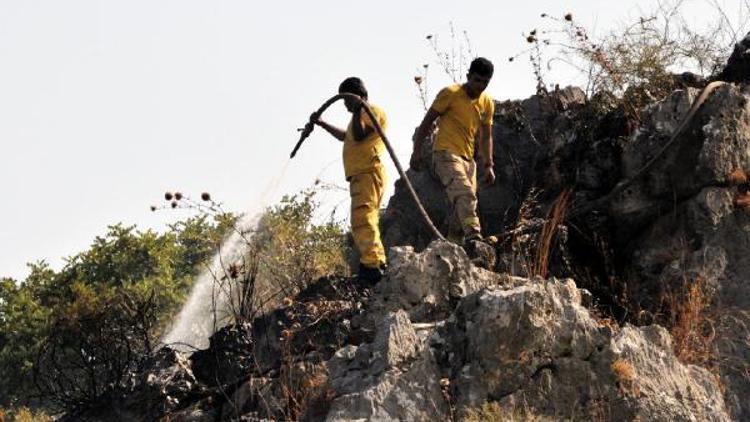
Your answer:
[611,82,750,418]
[441,281,728,421]
[381,43,750,420]
[381,86,590,250]
[718,33,750,83]
[70,241,731,421]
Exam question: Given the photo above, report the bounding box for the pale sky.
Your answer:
[1,0,744,281]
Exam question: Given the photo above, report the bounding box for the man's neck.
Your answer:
[461,83,480,99]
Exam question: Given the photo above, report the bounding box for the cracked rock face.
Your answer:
[438,281,730,421]
[368,240,514,323]
[69,242,732,422]
[325,310,447,422]
[612,82,750,419]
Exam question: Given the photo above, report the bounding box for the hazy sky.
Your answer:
[1,0,744,280]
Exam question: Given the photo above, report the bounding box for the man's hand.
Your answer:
[410,150,423,172]
[310,111,321,125]
[484,163,496,184]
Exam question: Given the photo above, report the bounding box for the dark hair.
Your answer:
[469,57,494,78]
[338,77,368,98]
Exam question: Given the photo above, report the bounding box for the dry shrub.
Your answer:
[279,362,333,421]
[533,189,571,278]
[727,168,749,185]
[611,358,639,396]
[665,277,716,367]
[611,359,635,381]
[464,401,553,422]
[5,408,52,422]
[512,1,750,130]
[509,188,543,276]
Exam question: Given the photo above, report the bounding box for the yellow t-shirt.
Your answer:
[343,103,387,178]
[431,84,494,160]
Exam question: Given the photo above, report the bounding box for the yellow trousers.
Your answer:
[349,166,387,267]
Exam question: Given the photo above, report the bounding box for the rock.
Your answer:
[610,82,750,419]
[190,322,254,387]
[61,347,203,421]
[370,241,515,322]
[463,239,497,270]
[381,87,587,249]
[718,31,750,83]
[325,310,448,421]
[439,281,730,421]
[370,310,421,373]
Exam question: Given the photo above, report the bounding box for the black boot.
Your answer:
[358,263,384,286]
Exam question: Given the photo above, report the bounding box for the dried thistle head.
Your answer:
[201,192,211,201]
[414,76,423,84]
[228,264,239,279]
[150,205,157,212]
[174,192,183,200]
[564,13,573,21]
[164,192,173,201]
[171,201,178,209]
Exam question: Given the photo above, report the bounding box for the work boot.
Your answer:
[464,232,483,243]
[463,233,497,270]
[358,263,384,286]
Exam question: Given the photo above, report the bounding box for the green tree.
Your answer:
[0,214,232,409]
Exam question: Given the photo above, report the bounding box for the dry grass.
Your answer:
[666,278,716,367]
[727,168,749,185]
[279,362,333,420]
[464,401,553,422]
[611,359,635,382]
[611,358,639,396]
[533,189,571,278]
[0,408,53,422]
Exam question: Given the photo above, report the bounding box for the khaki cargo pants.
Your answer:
[349,165,387,267]
[432,150,481,240]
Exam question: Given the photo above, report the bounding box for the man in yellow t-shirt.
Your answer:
[410,57,496,243]
[311,77,388,284]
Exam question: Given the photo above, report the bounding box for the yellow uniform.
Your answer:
[432,84,494,159]
[343,104,388,268]
[430,85,494,238]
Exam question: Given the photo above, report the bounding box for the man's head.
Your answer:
[465,57,494,98]
[339,77,368,112]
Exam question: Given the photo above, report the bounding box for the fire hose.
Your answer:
[291,93,445,241]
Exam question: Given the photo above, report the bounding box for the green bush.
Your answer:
[227,188,350,316]
[0,215,232,409]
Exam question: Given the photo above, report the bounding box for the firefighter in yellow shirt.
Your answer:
[311,77,388,284]
[410,57,496,243]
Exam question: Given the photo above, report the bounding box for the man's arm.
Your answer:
[479,123,495,184]
[410,108,440,171]
[311,112,346,141]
